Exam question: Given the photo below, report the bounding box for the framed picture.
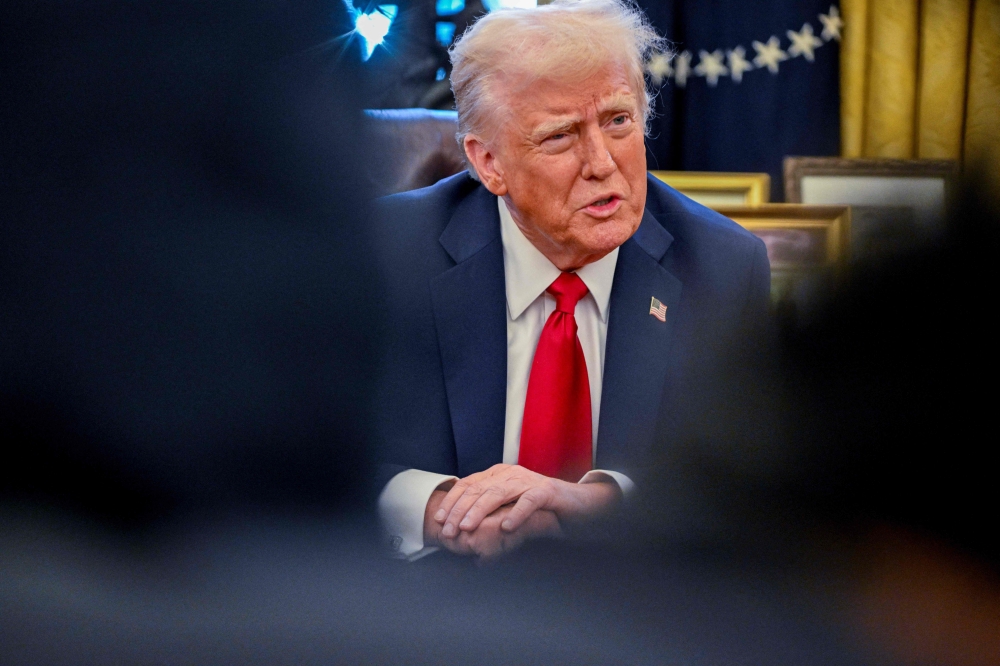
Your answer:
[783,157,957,260]
[649,171,771,207]
[715,204,851,318]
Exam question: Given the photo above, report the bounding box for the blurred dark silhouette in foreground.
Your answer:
[781,174,1000,665]
[639,173,1000,666]
[2,1,998,663]
[0,0,376,523]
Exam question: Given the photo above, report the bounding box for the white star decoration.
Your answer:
[787,23,823,61]
[644,7,842,88]
[646,52,673,86]
[819,5,844,41]
[694,49,728,87]
[752,36,789,74]
[673,50,693,88]
[727,46,753,83]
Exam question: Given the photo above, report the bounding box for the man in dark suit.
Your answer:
[374,0,770,561]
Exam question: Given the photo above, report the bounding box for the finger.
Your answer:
[445,466,525,532]
[455,484,515,532]
[526,508,563,538]
[434,478,470,523]
[470,527,508,565]
[480,516,538,564]
[440,479,496,537]
[434,475,477,526]
[445,481,501,533]
[438,532,474,556]
[434,465,506,524]
[454,526,496,560]
[455,466,547,531]
[475,544,506,566]
[500,488,547,532]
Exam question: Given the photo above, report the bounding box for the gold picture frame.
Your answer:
[649,171,771,207]
[715,204,852,314]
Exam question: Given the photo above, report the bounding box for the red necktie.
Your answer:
[518,272,592,482]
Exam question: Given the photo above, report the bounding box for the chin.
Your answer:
[602,214,641,243]
[582,218,638,256]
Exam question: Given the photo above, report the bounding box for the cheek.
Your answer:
[618,140,647,213]
[545,160,586,201]
[631,175,647,214]
[617,135,648,181]
[516,160,581,214]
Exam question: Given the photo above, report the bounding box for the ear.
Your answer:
[463,134,508,196]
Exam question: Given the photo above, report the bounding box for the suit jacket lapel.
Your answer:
[431,186,507,477]
[597,209,682,472]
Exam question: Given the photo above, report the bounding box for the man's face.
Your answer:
[470,63,647,270]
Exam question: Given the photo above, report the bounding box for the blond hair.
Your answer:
[449,0,666,152]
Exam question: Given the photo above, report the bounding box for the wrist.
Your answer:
[554,478,622,521]
[578,478,623,516]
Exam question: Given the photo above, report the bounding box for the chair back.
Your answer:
[365,109,466,197]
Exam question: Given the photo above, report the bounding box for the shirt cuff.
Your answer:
[579,469,635,496]
[378,469,458,561]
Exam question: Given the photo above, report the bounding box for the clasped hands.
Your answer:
[423,464,622,562]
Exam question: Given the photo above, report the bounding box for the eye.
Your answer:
[611,114,629,126]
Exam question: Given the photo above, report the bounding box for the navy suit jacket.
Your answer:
[372,172,770,491]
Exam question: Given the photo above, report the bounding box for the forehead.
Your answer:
[500,64,637,130]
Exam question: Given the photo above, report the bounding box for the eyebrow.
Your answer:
[528,91,639,141]
[531,118,577,141]
[597,91,638,115]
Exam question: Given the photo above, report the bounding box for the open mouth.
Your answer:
[586,195,621,213]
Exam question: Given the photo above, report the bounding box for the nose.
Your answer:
[579,124,617,180]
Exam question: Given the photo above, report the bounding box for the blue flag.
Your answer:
[640,1,842,201]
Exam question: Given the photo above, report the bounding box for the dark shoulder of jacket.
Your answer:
[368,171,481,274]
[642,174,763,259]
[370,171,480,239]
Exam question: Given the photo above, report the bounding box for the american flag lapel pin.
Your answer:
[649,297,667,322]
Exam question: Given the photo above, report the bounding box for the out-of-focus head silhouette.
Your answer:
[634,171,1000,665]
[644,173,1000,559]
[0,0,378,525]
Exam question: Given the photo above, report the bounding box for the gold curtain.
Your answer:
[841,0,1000,183]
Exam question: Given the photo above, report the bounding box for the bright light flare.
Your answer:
[483,0,536,10]
[354,4,397,61]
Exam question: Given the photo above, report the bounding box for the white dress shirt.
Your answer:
[379,197,634,560]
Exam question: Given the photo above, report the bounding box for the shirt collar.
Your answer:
[498,196,618,323]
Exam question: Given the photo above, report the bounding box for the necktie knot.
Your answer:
[547,272,589,314]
